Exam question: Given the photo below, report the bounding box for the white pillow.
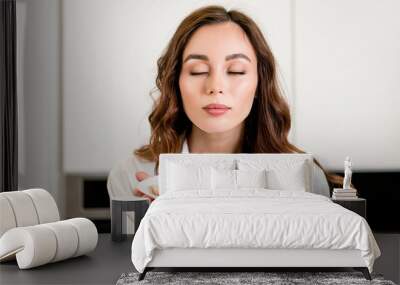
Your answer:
[212,168,237,190]
[211,168,268,190]
[237,158,311,192]
[266,161,307,191]
[166,162,212,192]
[210,159,237,171]
[237,169,268,188]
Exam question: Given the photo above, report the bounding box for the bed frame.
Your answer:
[137,154,372,281]
[138,248,371,281]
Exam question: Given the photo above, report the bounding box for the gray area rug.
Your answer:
[116,271,396,285]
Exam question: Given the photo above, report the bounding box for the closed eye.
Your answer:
[190,71,246,76]
[190,72,208,76]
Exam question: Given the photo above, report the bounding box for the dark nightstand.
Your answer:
[111,197,150,241]
[331,198,367,220]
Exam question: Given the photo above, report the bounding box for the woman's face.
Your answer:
[179,22,258,134]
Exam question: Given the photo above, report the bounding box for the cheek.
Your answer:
[230,75,258,113]
[179,74,203,115]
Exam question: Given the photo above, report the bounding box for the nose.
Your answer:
[206,72,224,95]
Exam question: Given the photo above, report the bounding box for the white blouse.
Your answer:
[106,140,331,199]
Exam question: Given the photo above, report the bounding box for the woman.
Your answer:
[107,5,342,202]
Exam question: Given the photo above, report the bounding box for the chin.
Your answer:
[196,122,237,134]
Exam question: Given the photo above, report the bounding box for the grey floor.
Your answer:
[1,233,398,285]
[373,233,400,284]
[0,234,133,285]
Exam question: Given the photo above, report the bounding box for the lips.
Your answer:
[203,103,231,116]
[203,103,231,110]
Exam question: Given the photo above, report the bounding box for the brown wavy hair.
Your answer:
[134,5,344,193]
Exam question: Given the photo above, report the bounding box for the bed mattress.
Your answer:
[131,189,380,273]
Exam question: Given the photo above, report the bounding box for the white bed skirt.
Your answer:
[147,248,366,268]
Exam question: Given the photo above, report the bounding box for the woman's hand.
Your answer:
[132,171,159,202]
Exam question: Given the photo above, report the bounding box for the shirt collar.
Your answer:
[181,139,189,153]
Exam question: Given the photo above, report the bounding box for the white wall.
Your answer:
[294,0,400,170]
[62,0,293,174]
[63,0,400,173]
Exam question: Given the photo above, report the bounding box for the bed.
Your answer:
[131,154,381,281]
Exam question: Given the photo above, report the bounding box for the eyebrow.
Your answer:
[183,53,251,63]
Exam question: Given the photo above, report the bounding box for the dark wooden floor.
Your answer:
[0,234,133,285]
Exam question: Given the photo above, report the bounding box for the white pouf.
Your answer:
[0,218,98,269]
[0,189,98,269]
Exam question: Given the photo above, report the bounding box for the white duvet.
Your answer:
[131,189,381,273]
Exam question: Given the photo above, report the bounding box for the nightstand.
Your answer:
[111,197,150,242]
[331,198,367,219]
